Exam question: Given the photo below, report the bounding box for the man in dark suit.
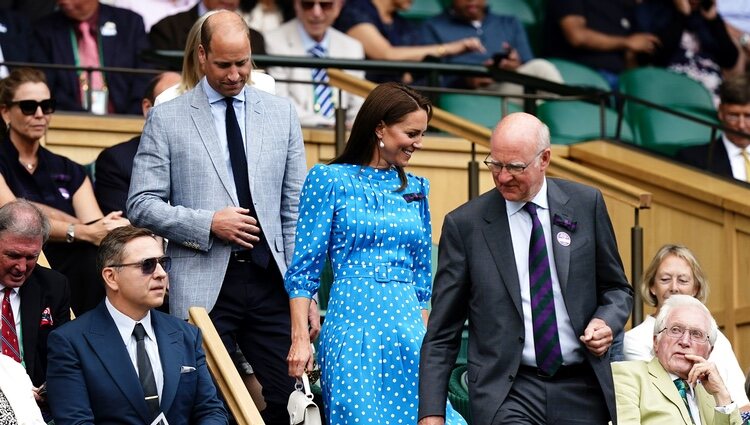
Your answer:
[46,225,228,425]
[31,0,151,115]
[676,74,750,181]
[0,199,70,389]
[149,0,266,55]
[418,112,633,424]
[94,71,181,216]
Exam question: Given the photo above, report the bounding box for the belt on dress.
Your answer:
[335,264,414,283]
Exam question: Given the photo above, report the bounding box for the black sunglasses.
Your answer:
[108,256,172,275]
[300,0,335,10]
[9,99,56,115]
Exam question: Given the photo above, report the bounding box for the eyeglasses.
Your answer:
[658,325,709,344]
[300,0,335,10]
[723,112,750,124]
[9,99,56,116]
[108,256,172,275]
[484,150,545,175]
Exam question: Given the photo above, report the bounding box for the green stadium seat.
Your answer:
[537,100,633,145]
[399,0,444,22]
[630,108,715,157]
[545,58,610,92]
[448,364,472,424]
[439,93,522,129]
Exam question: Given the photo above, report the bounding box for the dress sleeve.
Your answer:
[284,164,339,299]
[412,176,432,308]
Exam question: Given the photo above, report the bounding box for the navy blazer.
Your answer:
[31,4,151,115]
[0,9,31,63]
[19,265,70,387]
[46,301,228,425]
[675,138,734,179]
[94,135,139,216]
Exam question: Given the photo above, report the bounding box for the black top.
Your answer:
[0,136,86,215]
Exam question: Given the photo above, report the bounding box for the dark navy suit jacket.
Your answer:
[19,265,70,387]
[675,138,734,179]
[0,9,32,64]
[46,301,228,425]
[31,4,151,115]
[94,135,139,216]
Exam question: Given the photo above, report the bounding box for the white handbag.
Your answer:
[287,374,322,425]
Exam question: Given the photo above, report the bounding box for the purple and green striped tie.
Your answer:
[524,202,563,376]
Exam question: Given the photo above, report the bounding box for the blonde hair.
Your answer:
[640,244,709,307]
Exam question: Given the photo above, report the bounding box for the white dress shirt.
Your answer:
[507,178,585,367]
[722,135,750,181]
[105,298,164,401]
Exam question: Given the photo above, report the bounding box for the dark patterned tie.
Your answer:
[133,323,160,419]
[309,44,334,118]
[224,97,270,268]
[523,202,563,376]
[1,288,20,362]
[673,378,696,424]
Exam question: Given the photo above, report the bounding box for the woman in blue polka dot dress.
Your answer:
[285,83,467,425]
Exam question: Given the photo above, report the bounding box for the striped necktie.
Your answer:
[1,288,20,363]
[524,202,563,376]
[309,44,334,118]
[742,150,750,182]
[673,378,696,424]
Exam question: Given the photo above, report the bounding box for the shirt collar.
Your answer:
[201,77,246,105]
[0,285,19,296]
[722,133,747,157]
[105,297,155,343]
[296,19,331,53]
[667,371,696,396]
[506,177,548,216]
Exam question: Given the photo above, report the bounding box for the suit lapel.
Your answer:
[190,86,238,205]
[547,179,572,294]
[153,312,181,415]
[19,277,41,376]
[481,191,523,319]
[648,358,692,425]
[244,86,263,193]
[85,303,152,423]
[695,384,715,425]
[98,6,115,69]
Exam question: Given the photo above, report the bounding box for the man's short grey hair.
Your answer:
[536,121,551,152]
[653,294,718,346]
[0,199,50,243]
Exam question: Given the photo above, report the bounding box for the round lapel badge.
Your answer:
[556,231,571,247]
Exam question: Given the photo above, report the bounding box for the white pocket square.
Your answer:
[180,366,196,374]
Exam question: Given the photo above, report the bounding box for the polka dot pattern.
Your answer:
[285,164,465,425]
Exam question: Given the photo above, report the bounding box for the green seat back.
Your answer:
[439,93,522,129]
[546,58,610,92]
[631,108,715,156]
[536,100,633,145]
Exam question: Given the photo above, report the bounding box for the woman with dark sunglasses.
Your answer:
[0,67,129,315]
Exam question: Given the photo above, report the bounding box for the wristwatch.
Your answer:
[740,32,750,48]
[66,223,75,243]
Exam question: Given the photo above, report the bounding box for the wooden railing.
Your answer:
[188,307,265,425]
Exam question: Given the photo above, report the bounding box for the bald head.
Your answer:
[198,10,252,97]
[201,10,250,55]
[487,113,551,202]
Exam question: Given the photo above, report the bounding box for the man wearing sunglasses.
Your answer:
[676,74,750,182]
[46,225,228,424]
[612,295,741,424]
[264,0,365,127]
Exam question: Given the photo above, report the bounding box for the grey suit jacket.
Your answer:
[264,19,365,127]
[419,178,633,424]
[127,81,306,319]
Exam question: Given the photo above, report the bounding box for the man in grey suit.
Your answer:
[418,112,633,424]
[127,11,315,424]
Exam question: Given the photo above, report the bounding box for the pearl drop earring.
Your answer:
[379,140,385,148]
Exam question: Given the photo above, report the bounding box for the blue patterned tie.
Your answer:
[309,44,334,118]
[524,202,563,376]
[674,378,696,424]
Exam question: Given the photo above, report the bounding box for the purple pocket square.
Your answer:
[553,214,577,232]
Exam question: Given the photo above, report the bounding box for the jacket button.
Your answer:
[518,336,524,343]
[508,375,514,382]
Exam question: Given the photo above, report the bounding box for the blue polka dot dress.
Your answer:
[285,164,466,425]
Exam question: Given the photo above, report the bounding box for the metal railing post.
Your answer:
[631,208,644,326]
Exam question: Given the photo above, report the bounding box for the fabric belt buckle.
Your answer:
[373,266,389,283]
